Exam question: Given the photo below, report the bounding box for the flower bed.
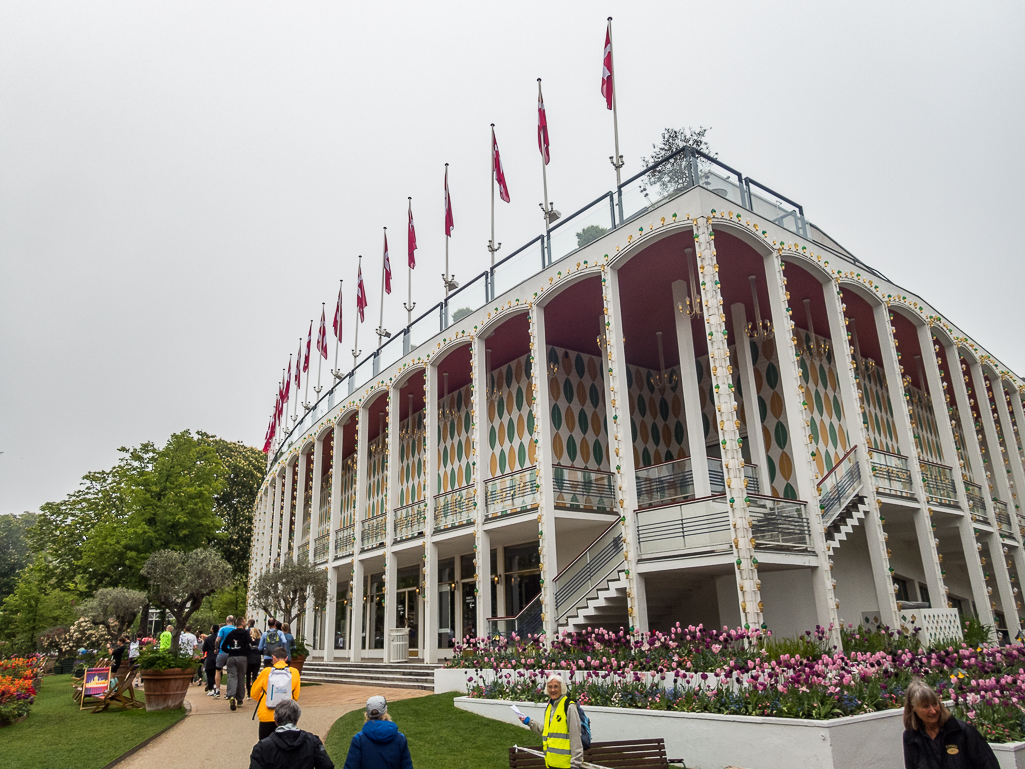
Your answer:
[0,656,42,726]
[450,624,1025,743]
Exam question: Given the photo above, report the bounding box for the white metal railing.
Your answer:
[868,450,914,498]
[485,467,539,519]
[394,501,427,542]
[434,486,476,530]
[334,524,355,557]
[552,466,615,512]
[817,446,861,525]
[553,521,625,620]
[919,461,958,508]
[360,513,387,549]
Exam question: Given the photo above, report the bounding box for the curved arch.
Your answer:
[361,385,390,410]
[837,277,885,308]
[702,218,775,261]
[315,422,334,442]
[476,306,529,337]
[603,220,695,275]
[428,337,473,368]
[781,252,834,286]
[535,266,606,310]
[393,363,427,390]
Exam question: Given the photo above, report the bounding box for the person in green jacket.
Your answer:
[159,625,174,650]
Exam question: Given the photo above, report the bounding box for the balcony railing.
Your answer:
[485,467,539,519]
[361,513,387,550]
[394,501,427,542]
[636,457,694,508]
[994,500,1014,537]
[706,457,760,496]
[297,539,310,563]
[964,482,988,517]
[487,597,543,640]
[334,524,355,558]
[868,450,915,498]
[268,146,811,471]
[554,521,624,620]
[313,533,330,564]
[920,461,958,508]
[552,466,615,512]
[636,495,811,558]
[817,446,861,525]
[434,486,476,531]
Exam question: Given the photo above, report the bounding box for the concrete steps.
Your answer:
[562,569,630,634]
[300,660,439,690]
[826,495,872,551]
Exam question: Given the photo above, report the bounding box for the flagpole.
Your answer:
[608,17,624,188]
[538,79,552,252]
[332,280,343,379]
[292,347,300,423]
[377,227,388,350]
[315,303,324,395]
[303,324,312,408]
[404,197,415,327]
[352,256,363,371]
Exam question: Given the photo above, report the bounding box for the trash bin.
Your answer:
[389,628,410,661]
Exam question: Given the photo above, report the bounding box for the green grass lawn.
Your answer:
[0,674,186,769]
[325,692,542,769]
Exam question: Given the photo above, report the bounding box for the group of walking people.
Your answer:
[196,615,295,711]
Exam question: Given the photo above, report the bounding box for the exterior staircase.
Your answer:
[562,568,630,633]
[819,447,869,552]
[825,495,872,550]
[300,660,439,690]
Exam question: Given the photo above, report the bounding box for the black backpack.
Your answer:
[264,630,284,655]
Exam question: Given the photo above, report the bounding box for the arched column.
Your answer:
[349,406,369,661]
[423,362,440,662]
[471,336,492,637]
[672,278,712,496]
[325,421,344,662]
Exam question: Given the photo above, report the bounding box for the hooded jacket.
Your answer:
[342,719,413,769]
[249,725,334,769]
[903,716,999,769]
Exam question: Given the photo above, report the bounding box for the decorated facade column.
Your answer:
[528,302,559,639]
[304,439,324,646]
[382,389,399,662]
[294,452,309,558]
[349,406,369,662]
[672,278,712,496]
[471,335,493,634]
[946,342,1016,631]
[283,461,295,560]
[423,362,439,662]
[324,420,344,663]
[729,301,771,494]
[873,304,947,610]
[269,471,283,567]
[825,280,899,629]
[762,246,839,638]
[605,263,646,632]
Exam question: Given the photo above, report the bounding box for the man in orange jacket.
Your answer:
[250,646,301,740]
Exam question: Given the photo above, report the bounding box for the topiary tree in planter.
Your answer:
[141,548,232,656]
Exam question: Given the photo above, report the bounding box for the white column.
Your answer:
[295,451,309,553]
[472,336,491,635]
[349,405,370,661]
[529,303,559,638]
[946,341,1009,628]
[997,381,1025,511]
[284,461,296,559]
[424,363,440,662]
[270,472,283,567]
[605,264,646,632]
[762,252,839,639]
[383,388,399,662]
[730,302,770,494]
[917,325,990,622]
[873,304,947,609]
[673,279,711,496]
[324,423,343,662]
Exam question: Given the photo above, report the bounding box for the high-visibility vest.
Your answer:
[541,696,572,768]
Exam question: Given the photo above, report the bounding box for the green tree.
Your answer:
[250,555,328,628]
[575,224,608,248]
[0,512,36,603]
[79,587,148,639]
[451,307,473,322]
[640,126,715,197]
[0,557,77,655]
[197,432,265,585]
[141,548,232,655]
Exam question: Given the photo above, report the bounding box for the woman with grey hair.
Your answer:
[249,699,334,769]
[517,672,583,769]
[902,679,998,768]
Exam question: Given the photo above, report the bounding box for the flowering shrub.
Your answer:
[0,656,42,725]
[457,624,1025,742]
[39,617,114,661]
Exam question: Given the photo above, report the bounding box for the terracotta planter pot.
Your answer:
[291,655,307,675]
[140,668,194,711]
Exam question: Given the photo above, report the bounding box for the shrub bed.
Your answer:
[0,656,42,725]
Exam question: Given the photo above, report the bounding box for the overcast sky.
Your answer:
[2,1,1023,516]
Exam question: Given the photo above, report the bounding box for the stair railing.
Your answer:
[553,520,625,621]
[816,445,862,527]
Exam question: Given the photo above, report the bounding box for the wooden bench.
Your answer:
[510,738,683,769]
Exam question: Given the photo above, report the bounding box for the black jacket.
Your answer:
[903,717,1000,769]
[250,728,334,769]
[222,627,252,657]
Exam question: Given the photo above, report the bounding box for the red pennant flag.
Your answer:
[601,21,614,111]
[492,127,510,203]
[284,357,292,401]
[295,343,302,388]
[444,166,454,236]
[333,281,343,341]
[303,322,312,373]
[538,83,550,165]
[317,307,328,359]
[356,264,367,322]
[407,200,417,269]
[383,232,392,295]
[263,417,274,453]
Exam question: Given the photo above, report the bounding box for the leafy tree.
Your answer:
[79,587,147,639]
[198,432,265,585]
[640,126,716,197]
[575,224,608,249]
[141,548,232,655]
[0,513,36,603]
[250,555,328,628]
[451,307,473,322]
[0,557,78,655]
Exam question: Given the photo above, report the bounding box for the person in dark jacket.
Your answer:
[202,625,219,693]
[249,699,333,769]
[903,679,999,769]
[342,695,413,769]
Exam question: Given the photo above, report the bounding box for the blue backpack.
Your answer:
[567,698,592,749]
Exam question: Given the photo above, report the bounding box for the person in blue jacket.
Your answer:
[342,695,413,769]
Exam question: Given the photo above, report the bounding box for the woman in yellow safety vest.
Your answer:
[518,673,583,769]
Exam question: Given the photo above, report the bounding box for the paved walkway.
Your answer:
[117,681,431,768]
